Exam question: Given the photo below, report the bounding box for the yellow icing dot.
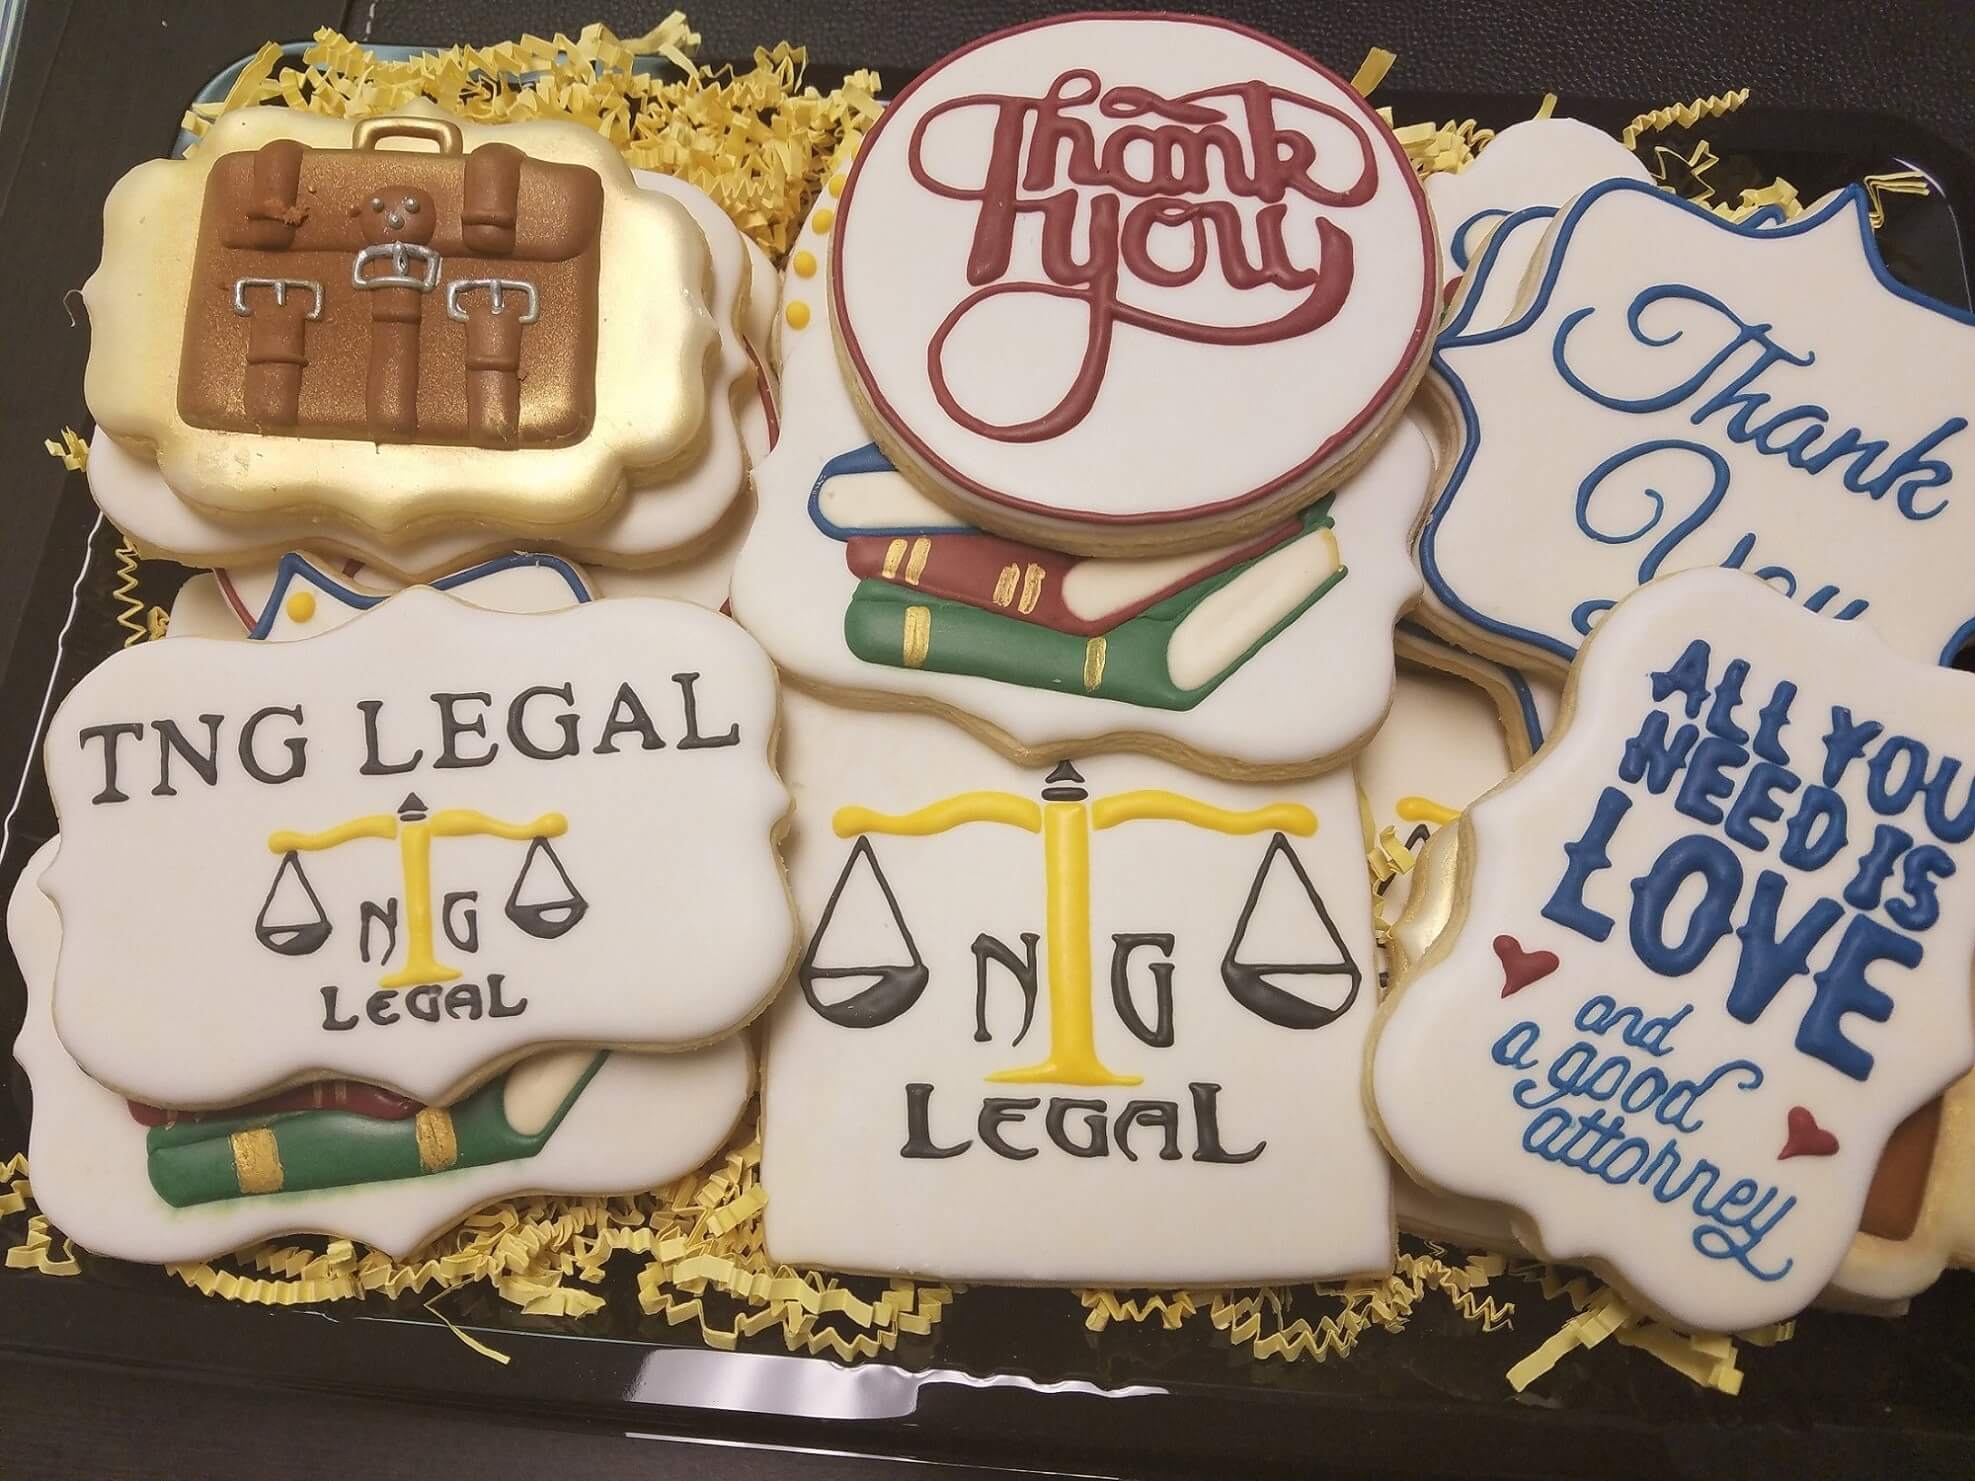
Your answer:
[786,300,812,330]
[828,173,847,198]
[285,590,317,624]
[792,250,817,278]
[812,206,835,233]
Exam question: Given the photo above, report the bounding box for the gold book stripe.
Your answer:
[904,538,931,586]
[993,563,1020,608]
[415,1107,459,1173]
[902,606,932,668]
[1018,563,1046,615]
[881,538,908,580]
[1082,636,1108,692]
[231,1127,284,1195]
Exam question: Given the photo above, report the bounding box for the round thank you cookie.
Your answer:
[830,13,1436,554]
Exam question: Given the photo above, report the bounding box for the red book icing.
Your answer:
[844,520,1300,637]
[127,1080,421,1128]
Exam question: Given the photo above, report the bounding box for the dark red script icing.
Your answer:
[1493,934,1560,997]
[907,68,1379,443]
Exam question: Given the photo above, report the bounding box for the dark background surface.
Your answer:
[5,2,1975,1477]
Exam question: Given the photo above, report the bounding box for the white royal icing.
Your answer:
[1371,568,1975,1330]
[731,308,1430,776]
[762,689,1391,1284]
[1424,117,1651,292]
[40,588,791,1108]
[1422,181,1975,674]
[9,840,750,1262]
[831,14,1434,539]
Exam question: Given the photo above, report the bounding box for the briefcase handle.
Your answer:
[352,116,464,157]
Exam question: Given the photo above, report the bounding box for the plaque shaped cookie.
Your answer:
[1423,115,1650,295]
[1418,180,1975,676]
[762,691,1391,1285]
[86,108,762,579]
[732,309,1431,779]
[41,588,792,1108]
[831,13,1435,553]
[1371,569,1975,1330]
[9,840,752,1262]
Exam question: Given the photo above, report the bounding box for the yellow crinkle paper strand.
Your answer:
[178,18,880,257]
[1501,1263,1795,1396]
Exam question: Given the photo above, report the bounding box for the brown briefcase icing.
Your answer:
[176,116,604,450]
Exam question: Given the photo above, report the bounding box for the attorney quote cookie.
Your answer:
[1371,568,1975,1330]
[40,588,793,1109]
[1418,181,1975,676]
[828,12,1436,554]
[763,690,1390,1285]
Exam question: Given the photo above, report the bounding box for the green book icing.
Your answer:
[145,1054,607,1207]
[843,498,1344,711]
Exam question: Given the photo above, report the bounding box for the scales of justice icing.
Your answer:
[38,588,792,1110]
[1371,569,1975,1331]
[7,561,755,1260]
[9,838,751,1261]
[763,691,1389,1285]
[829,13,1436,552]
[1420,179,1975,675]
[82,105,761,579]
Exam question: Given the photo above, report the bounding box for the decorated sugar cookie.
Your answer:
[1424,116,1650,301]
[86,107,764,580]
[733,311,1432,779]
[1419,181,1975,676]
[1395,621,1557,764]
[40,589,792,1108]
[762,690,1390,1285]
[829,13,1436,554]
[9,840,751,1261]
[1371,568,1975,1330]
[1355,661,1518,929]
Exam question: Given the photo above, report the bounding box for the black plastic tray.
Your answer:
[4,53,1975,1479]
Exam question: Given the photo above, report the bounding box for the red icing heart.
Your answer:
[1493,934,1558,997]
[1779,1106,1840,1160]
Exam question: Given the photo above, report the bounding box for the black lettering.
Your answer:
[593,682,666,754]
[673,671,740,749]
[78,721,144,804]
[970,932,1039,1044]
[406,984,442,1022]
[1110,933,1176,1047]
[240,705,307,784]
[443,982,483,1020]
[1190,1082,1264,1164]
[150,715,223,796]
[359,899,399,965]
[978,1097,1040,1160]
[319,984,358,1031]
[1117,1100,1183,1161]
[900,1083,971,1159]
[508,683,581,760]
[1045,1097,1110,1158]
[367,990,400,1025]
[487,973,527,1018]
[441,891,479,952]
[359,700,422,775]
[432,692,498,769]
